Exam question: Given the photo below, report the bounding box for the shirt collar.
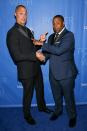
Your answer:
[58,26,65,35]
[15,23,26,28]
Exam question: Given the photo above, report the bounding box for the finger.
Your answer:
[31,38,35,41]
[44,32,48,36]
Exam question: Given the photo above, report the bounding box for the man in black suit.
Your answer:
[35,15,78,128]
[6,5,51,125]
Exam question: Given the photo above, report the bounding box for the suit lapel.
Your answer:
[49,33,55,44]
[55,28,68,42]
[17,27,29,39]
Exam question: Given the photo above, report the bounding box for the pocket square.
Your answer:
[54,41,61,45]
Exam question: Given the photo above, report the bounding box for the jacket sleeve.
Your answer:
[6,31,37,63]
[42,33,75,56]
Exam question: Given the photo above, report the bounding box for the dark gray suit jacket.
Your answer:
[42,28,78,80]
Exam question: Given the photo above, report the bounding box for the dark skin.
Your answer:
[52,17,65,33]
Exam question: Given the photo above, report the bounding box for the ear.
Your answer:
[14,13,16,17]
[14,13,16,19]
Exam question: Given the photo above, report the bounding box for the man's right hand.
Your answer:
[32,32,48,46]
[40,32,48,42]
[32,39,43,46]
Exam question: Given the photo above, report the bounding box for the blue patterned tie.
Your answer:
[54,33,59,43]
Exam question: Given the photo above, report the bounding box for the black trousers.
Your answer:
[21,69,46,116]
[49,72,77,119]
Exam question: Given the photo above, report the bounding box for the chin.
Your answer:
[54,29,59,33]
[21,22,26,25]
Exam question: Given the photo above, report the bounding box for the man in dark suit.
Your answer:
[36,15,78,128]
[6,5,51,125]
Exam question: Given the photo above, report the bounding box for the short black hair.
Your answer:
[15,5,27,12]
[53,15,64,22]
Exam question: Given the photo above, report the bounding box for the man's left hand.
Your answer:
[36,51,45,61]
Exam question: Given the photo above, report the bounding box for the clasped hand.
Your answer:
[36,51,45,62]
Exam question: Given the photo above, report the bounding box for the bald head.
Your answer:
[15,5,27,13]
[15,5,27,26]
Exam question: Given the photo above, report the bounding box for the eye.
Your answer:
[20,13,23,15]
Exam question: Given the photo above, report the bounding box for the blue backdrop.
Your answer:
[0,0,87,107]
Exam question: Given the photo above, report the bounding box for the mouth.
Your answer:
[21,19,26,22]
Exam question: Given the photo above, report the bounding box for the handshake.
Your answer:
[32,32,48,62]
[36,51,45,62]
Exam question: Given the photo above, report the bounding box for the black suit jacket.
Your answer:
[6,23,41,80]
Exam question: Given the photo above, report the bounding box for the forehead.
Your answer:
[16,7,27,13]
[53,17,63,23]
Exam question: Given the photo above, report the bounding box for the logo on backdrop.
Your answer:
[8,0,32,6]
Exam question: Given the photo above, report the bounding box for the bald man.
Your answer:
[6,5,51,125]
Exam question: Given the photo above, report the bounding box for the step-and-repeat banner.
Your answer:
[0,0,87,106]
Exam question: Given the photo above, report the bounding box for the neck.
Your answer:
[16,21,25,26]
